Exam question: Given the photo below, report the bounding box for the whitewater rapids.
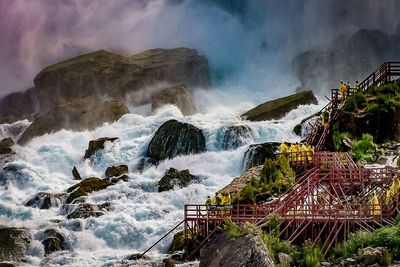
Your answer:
[0,93,326,266]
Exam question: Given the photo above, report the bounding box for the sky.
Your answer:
[0,0,399,97]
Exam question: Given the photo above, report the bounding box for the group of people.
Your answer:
[339,80,359,99]
[279,142,314,162]
[205,192,232,206]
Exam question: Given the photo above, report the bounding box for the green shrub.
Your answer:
[332,123,352,152]
[343,92,367,112]
[223,218,248,239]
[350,133,377,163]
[302,241,322,267]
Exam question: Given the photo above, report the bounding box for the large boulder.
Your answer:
[243,142,280,170]
[65,176,128,203]
[158,168,197,192]
[199,231,274,267]
[17,100,127,145]
[66,203,112,219]
[293,28,400,93]
[221,125,252,150]
[84,137,119,159]
[358,247,391,266]
[151,84,196,116]
[41,229,68,256]
[25,192,67,209]
[147,120,206,163]
[105,165,129,178]
[0,227,32,262]
[242,91,317,121]
[0,48,210,123]
[0,138,14,155]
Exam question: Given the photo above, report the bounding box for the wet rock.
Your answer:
[25,192,67,209]
[147,120,205,163]
[66,203,112,219]
[158,168,197,192]
[168,230,186,253]
[66,176,128,203]
[126,253,149,261]
[163,258,177,267]
[0,138,14,149]
[277,252,293,266]
[243,142,280,170]
[42,229,68,255]
[105,165,129,178]
[0,226,32,262]
[0,262,17,267]
[222,125,252,150]
[151,84,196,116]
[376,156,387,165]
[359,247,391,266]
[199,231,274,267]
[17,100,127,145]
[72,166,81,180]
[241,91,317,121]
[84,137,119,159]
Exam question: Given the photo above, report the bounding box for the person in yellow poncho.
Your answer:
[205,196,212,205]
[280,142,289,156]
[300,143,308,162]
[370,194,381,216]
[290,143,299,162]
[354,80,359,93]
[385,177,400,204]
[339,81,345,99]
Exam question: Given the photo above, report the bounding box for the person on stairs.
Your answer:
[354,80,359,93]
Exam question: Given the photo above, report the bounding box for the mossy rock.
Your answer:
[66,177,112,203]
[84,137,119,159]
[105,165,129,178]
[241,91,318,121]
[168,230,186,253]
[0,138,14,149]
[158,168,197,192]
[0,227,32,262]
[66,203,112,219]
[147,120,206,163]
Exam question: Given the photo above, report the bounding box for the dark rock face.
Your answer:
[199,231,274,267]
[0,48,210,124]
[158,168,197,192]
[66,176,128,203]
[105,165,129,178]
[242,91,317,121]
[17,100,127,145]
[243,142,280,170]
[222,125,252,150]
[84,137,119,159]
[0,227,32,262]
[66,203,112,219]
[42,229,68,255]
[147,120,206,163]
[0,138,14,149]
[25,192,67,209]
[72,166,81,180]
[293,29,400,93]
[151,84,196,116]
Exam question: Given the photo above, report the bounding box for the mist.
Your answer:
[1,0,399,98]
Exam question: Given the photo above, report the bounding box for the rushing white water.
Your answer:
[0,94,326,266]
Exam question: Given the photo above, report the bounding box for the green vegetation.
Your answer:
[343,92,366,112]
[332,123,351,152]
[223,218,248,239]
[350,133,378,163]
[303,241,322,267]
[238,156,295,203]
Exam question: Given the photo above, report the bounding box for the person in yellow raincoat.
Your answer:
[339,81,346,99]
[321,110,330,127]
[300,143,308,162]
[370,194,381,216]
[289,143,298,162]
[280,142,289,156]
[354,80,359,93]
[306,145,313,161]
[205,196,212,205]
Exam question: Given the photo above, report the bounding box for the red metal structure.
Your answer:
[183,62,400,258]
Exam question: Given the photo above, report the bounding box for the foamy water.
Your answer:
[0,95,326,266]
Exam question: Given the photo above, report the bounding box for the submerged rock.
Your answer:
[105,165,129,178]
[241,91,317,121]
[0,226,32,262]
[158,168,197,192]
[147,120,206,163]
[66,176,128,203]
[243,142,280,170]
[84,137,119,159]
[42,229,68,255]
[25,192,67,209]
[151,84,196,116]
[66,203,112,219]
[221,125,252,150]
[199,231,274,267]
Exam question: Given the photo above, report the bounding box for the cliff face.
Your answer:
[293,28,400,92]
[0,48,210,123]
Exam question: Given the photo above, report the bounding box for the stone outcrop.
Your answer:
[72,166,82,180]
[105,165,129,178]
[66,176,128,203]
[147,120,206,163]
[17,100,127,145]
[0,138,14,155]
[221,125,252,150]
[243,142,280,170]
[242,91,317,121]
[0,48,210,124]
[84,137,119,159]
[41,229,68,255]
[218,165,263,197]
[158,168,197,192]
[66,203,112,219]
[293,28,400,93]
[25,192,67,209]
[151,84,196,116]
[0,227,32,262]
[199,231,274,267]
